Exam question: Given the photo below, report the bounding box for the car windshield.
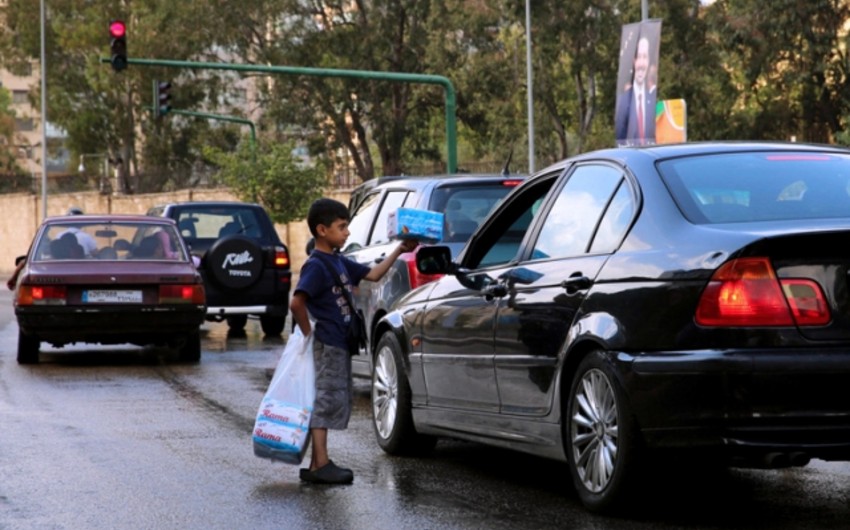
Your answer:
[428,182,519,242]
[658,151,850,223]
[33,221,187,261]
[173,207,266,243]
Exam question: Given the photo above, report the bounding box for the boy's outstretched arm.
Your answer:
[290,291,312,336]
[364,239,419,281]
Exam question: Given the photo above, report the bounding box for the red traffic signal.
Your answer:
[109,20,127,72]
[109,20,126,39]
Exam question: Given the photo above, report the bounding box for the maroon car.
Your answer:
[13,214,206,364]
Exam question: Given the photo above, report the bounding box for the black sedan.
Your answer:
[369,142,850,513]
[13,214,206,364]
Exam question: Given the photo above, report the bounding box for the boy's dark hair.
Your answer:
[307,198,350,237]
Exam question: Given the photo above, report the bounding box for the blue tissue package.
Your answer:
[387,208,444,243]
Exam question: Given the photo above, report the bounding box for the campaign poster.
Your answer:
[614,20,662,146]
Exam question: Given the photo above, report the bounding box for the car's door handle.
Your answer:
[561,275,592,294]
[483,282,508,299]
[374,254,386,264]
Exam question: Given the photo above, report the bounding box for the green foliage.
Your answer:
[3,0,850,192]
[705,0,850,142]
[0,0,239,185]
[0,87,22,173]
[203,141,328,225]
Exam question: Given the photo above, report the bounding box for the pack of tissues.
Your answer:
[387,208,444,243]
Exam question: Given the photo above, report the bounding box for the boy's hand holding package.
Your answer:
[397,238,418,253]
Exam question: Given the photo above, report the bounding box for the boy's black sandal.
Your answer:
[299,461,354,484]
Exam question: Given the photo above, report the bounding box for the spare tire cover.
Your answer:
[205,235,264,289]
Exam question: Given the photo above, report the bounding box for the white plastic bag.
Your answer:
[252,326,315,465]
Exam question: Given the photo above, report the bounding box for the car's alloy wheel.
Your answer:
[371,332,435,455]
[373,342,399,441]
[566,351,639,513]
[17,330,39,364]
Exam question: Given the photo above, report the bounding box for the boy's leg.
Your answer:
[310,427,329,471]
[301,426,353,483]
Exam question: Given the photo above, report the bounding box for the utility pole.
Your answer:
[39,0,47,218]
[525,0,534,174]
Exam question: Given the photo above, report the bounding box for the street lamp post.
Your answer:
[39,0,47,219]
[525,0,535,174]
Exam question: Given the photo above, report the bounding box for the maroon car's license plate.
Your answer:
[83,290,143,303]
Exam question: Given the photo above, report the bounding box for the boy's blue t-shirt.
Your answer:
[294,250,370,350]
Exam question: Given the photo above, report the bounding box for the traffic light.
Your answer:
[109,20,127,72]
[155,81,172,117]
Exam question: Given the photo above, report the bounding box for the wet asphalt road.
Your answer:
[1,290,849,530]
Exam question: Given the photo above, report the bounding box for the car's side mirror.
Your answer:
[416,245,454,275]
[14,255,26,266]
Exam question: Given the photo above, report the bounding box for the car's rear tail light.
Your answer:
[780,279,831,326]
[274,246,290,268]
[159,284,205,304]
[17,285,67,306]
[401,249,443,290]
[696,257,830,327]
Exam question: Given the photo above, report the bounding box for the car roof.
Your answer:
[528,141,850,177]
[154,201,264,209]
[43,214,176,225]
[638,140,850,157]
[576,140,849,162]
[355,173,525,191]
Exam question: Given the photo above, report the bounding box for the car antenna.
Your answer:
[500,149,514,176]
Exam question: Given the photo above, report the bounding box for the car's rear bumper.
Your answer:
[203,277,290,317]
[16,305,205,345]
[205,304,287,317]
[617,347,850,460]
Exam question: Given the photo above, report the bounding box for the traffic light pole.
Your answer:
[103,57,458,173]
[154,107,257,162]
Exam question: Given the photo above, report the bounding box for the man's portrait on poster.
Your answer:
[615,22,661,147]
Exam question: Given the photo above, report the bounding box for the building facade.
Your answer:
[0,59,43,179]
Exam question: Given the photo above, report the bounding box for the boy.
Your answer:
[290,198,417,484]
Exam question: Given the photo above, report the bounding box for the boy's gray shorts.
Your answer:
[310,339,352,430]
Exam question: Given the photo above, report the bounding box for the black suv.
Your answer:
[343,174,524,377]
[147,201,291,336]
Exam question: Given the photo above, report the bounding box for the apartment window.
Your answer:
[12,90,29,105]
[15,118,34,131]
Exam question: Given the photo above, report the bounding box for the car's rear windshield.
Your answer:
[33,221,187,261]
[173,207,270,245]
[658,151,850,224]
[428,180,522,242]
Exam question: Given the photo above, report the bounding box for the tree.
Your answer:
[203,140,327,225]
[0,87,20,172]
[226,0,517,181]
[0,0,239,190]
[517,0,622,159]
[705,0,850,142]
[4,0,850,194]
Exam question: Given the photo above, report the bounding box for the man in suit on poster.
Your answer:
[615,35,656,146]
